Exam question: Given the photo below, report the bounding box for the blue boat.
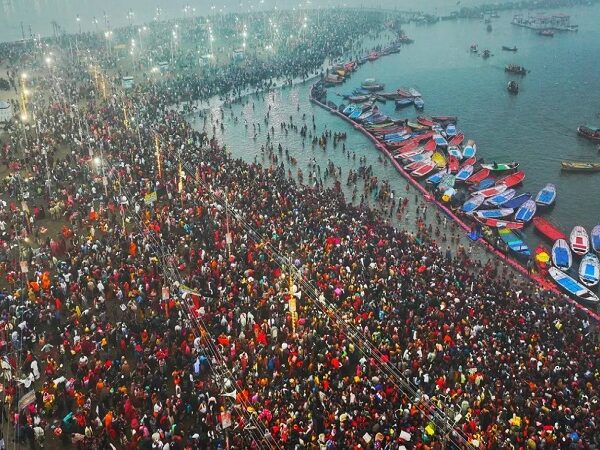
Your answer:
[549,267,599,304]
[413,97,425,109]
[349,108,363,120]
[579,253,600,287]
[552,239,572,271]
[395,98,414,108]
[462,194,485,213]
[534,183,557,207]
[472,178,495,191]
[383,131,409,140]
[485,188,516,207]
[591,225,600,254]
[498,228,531,258]
[455,165,474,182]
[462,144,477,158]
[426,169,447,184]
[446,124,457,137]
[515,199,537,223]
[433,134,448,148]
[385,134,412,144]
[501,192,531,209]
[343,104,357,115]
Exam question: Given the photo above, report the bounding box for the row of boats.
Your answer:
[336,99,600,304]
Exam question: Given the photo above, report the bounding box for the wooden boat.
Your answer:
[560,161,600,172]
[447,146,462,159]
[449,132,464,146]
[433,134,448,148]
[474,208,514,219]
[406,151,433,163]
[445,124,457,137]
[432,115,457,123]
[466,168,490,184]
[426,169,448,185]
[485,188,516,207]
[515,199,537,223]
[538,29,554,37]
[481,161,519,172]
[417,116,434,127]
[548,267,599,304]
[396,88,413,98]
[461,156,477,168]
[552,239,573,271]
[501,192,531,209]
[438,174,456,191]
[447,156,460,173]
[343,104,358,115]
[579,253,600,287]
[431,151,447,168]
[497,170,525,188]
[533,217,567,242]
[347,95,371,103]
[395,98,413,108]
[507,81,519,94]
[462,144,476,159]
[473,183,508,198]
[406,121,428,130]
[391,140,419,154]
[576,125,600,142]
[482,49,491,59]
[502,45,518,51]
[591,225,600,254]
[413,97,425,110]
[408,88,422,97]
[455,165,474,182]
[534,244,551,272]
[412,161,437,177]
[570,226,590,255]
[396,147,424,160]
[498,228,531,258]
[535,183,557,207]
[423,139,437,152]
[404,159,430,172]
[472,178,495,191]
[362,82,384,91]
[475,217,524,230]
[462,194,485,213]
[505,64,527,75]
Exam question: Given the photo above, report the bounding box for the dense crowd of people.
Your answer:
[0,8,599,450]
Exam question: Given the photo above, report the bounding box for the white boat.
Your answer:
[548,267,599,304]
[579,253,600,287]
[570,226,589,256]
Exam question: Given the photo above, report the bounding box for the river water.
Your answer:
[185,3,600,294]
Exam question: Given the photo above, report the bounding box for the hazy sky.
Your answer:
[0,0,490,42]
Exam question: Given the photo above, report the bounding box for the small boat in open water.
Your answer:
[505,64,527,75]
[576,125,600,142]
[549,267,599,304]
[561,161,600,172]
[535,183,557,207]
[533,217,567,242]
[502,45,518,51]
[507,80,519,94]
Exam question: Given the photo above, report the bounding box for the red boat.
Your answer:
[450,132,465,146]
[417,116,434,128]
[475,217,525,230]
[461,156,477,168]
[532,217,567,241]
[415,131,435,142]
[424,139,437,152]
[404,160,429,172]
[448,156,460,173]
[412,161,437,177]
[497,170,525,188]
[392,140,419,154]
[432,115,458,123]
[466,168,490,184]
[396,88,412,97]
[387,137,419,149]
